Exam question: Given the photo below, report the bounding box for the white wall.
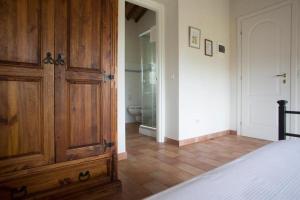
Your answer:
[229,0,300,131]
[296,0,300,133]
[153,0,179,140]
[118,0,299,153]
[178,0,231,140]
[125,20,142,123]
[118,0,126,153]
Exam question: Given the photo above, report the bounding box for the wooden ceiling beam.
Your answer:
[135,8,147,23]
[126,5,138,20]
[125,2,132,16]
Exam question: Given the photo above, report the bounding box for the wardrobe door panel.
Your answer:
[69,0,102,71]
[101,0,114,153]
[68,82,101,148]
[0,79,42,158]
[0,0,40,65]
[0,0,54,173]
[55,0,117,162]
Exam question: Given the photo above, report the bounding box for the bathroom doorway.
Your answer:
[125,2,157,139]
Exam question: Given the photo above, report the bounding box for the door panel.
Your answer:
[68,81,101,148]
[0,0,54,173]
[241,5,291,141]
[55,0,116,162]
[101,0,114,144]
[0,0,40,65]
[69,0,102,71]
[0,78,42,158]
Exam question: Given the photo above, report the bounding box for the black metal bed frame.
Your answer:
[278,100,300,140]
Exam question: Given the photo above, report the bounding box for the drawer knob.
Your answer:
[78,171,91,182]
[11,186,27,199]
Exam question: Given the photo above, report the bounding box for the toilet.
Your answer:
[127,106,142,122]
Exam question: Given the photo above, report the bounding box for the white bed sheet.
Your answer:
[146,140,300,200]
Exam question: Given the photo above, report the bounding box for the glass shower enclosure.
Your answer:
[139,29,156,132]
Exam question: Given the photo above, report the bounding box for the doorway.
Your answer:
[125,2,157,139]
[239,4,292,141]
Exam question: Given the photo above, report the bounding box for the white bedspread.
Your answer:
[146,140,300,200]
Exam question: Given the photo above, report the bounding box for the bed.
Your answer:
[147,101,300,200]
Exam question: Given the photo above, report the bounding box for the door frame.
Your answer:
[118,0,166,150]
[236,0,299,136]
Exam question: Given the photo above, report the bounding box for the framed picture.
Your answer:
[205,39,213,56]
[189,26,201,49]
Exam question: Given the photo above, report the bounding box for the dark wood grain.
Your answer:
[69,0,102,70]
[0,154,119,199]
[1,157,111,195]
[69,82,100,148]
[0,0,119,198]
[101,0,113,156]
[55,0,117,162]
[0,0,54,173]
[0,0,41,65]
[0,78,42,158]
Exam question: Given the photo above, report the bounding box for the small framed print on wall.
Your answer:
[205,39,213,56]
[189,26,201,49]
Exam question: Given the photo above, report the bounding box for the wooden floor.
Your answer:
[104,123,270,200]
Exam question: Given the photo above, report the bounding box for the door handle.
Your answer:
[55,53,65,65]
[275,73,286,78]
[42,52,55,64]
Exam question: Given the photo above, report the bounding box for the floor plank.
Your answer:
[104,123,270,200]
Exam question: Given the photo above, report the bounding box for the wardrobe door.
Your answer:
[0,0,55,173]
[55,0,117,162]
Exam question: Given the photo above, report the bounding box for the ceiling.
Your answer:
[125,2,148,23]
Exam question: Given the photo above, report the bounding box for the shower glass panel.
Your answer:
[140,33,156,128]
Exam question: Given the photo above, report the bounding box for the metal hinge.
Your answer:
[103,74,115,81]
[104,140,114,151]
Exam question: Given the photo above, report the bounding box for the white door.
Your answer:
[241,5,292,141]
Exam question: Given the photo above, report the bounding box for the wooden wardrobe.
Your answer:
[0,0,120,199]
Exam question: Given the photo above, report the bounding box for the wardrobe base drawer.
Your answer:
[29,179,122,200]
[0,156,115,199]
